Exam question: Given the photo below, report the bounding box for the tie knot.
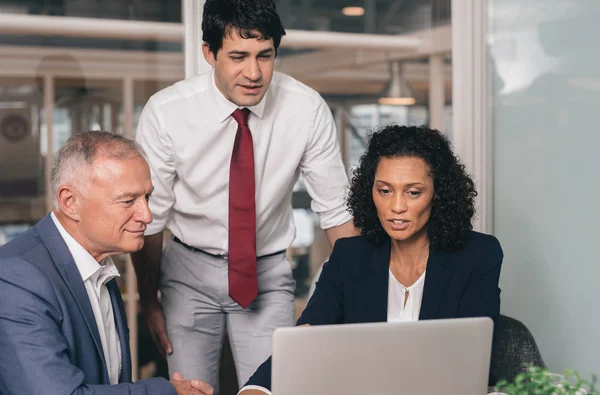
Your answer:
[232,108,250,127]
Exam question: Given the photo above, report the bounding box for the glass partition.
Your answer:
[489,0,600,376]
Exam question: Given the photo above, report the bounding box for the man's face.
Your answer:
[203,29,276,107]
[74,155,153,260]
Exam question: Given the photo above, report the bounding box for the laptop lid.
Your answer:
[272,317,493,395]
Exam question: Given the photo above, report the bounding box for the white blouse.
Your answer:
[387,268,426,322]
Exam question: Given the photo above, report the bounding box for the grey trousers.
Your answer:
[159,240,295,394]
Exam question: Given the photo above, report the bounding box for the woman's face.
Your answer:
[372,156,435,243]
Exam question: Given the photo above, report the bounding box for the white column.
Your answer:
[428,54,445,132]
[44,75,54,212]
[122,76,139,381]
[451,0,491,233]
[183,0,211,78]
[123,77,134,140]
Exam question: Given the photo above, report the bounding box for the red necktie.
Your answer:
[228,108,258,308]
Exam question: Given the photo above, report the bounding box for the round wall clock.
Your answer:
[1,114,29,142]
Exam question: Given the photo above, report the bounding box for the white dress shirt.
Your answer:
[239,270,425,394]
[51,213,122,385]
[136,69,351,256]
[387,268,426,322]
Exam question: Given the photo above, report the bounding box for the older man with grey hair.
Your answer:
[0,131,213,395]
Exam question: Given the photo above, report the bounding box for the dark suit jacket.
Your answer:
[244,231,503,390]
[0,214,175,395]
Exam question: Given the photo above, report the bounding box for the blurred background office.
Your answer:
[0,0,598,392]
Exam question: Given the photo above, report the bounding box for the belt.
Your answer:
[172,236,286,259]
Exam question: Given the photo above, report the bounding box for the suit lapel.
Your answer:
[363,239,391,323]
[35,214,110,382]
[419,246,452,320]
[107,279,132,383]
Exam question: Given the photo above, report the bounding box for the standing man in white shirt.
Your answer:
[0,131,213,395]
[132,0,356,392]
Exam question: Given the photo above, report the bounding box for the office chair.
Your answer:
[490,315,546,384]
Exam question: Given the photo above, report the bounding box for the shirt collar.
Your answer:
[92,257,120,293]
[209,68,267,123]
[50,212,120,283]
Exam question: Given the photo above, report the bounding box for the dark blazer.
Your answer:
[0,215,175,395]
[244,231,503,390]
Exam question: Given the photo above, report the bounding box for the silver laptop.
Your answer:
[272,317,493,395]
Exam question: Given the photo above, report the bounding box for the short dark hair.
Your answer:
[202,0,286,57]
[347,125,477,251]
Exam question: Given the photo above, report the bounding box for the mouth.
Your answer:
[125,229,146,236]
[387,219,410,231]
[239,85,262,95]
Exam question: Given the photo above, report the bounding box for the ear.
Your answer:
[202,42,216,66]
[57,185,82,221]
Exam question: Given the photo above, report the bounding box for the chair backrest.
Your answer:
[490,314,546,384]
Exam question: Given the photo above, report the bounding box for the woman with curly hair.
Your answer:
[241,125,503,394]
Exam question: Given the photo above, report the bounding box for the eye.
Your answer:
[145,195,151,202]
[258,54,272,60]
[377,188,392,196]
[230,56,244,62]
[121,199,135,207]
[407,190,422,198]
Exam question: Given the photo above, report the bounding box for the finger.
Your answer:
[172,371,185,381]
[147,313,167,357]
[158,330,173,355]
[150,332,167,358]
[191,380,214,395]
[153,314,173,355]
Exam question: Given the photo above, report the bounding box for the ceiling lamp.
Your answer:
[342,6,365,16]
[378,60,416,106]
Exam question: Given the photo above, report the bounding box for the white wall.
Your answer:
[490,0,600,376]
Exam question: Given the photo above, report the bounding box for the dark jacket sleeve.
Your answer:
[0,257,176,395]
[457,234,504,328]
[456,234,504,386]
[243,238,349,390]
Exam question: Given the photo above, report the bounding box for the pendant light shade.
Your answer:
[378,60,416,106]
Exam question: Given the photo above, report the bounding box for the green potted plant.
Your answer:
[492,366,598,394]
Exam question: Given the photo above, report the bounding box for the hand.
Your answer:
[141,301,172,358]
[171,372,214,395]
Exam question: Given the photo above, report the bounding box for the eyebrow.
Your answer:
[228,48,274,56]
[374,180,426,187]
[258,48,274,55]
[114,188,153,201]
[114,192,138,200]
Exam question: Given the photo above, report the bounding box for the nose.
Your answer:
[135,198,153,224]
[244,58,261,82]
[391,192,408,214]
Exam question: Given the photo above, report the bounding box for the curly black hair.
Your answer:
[347,124,477,251]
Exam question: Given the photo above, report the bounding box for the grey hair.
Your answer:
[51,131,147,209]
